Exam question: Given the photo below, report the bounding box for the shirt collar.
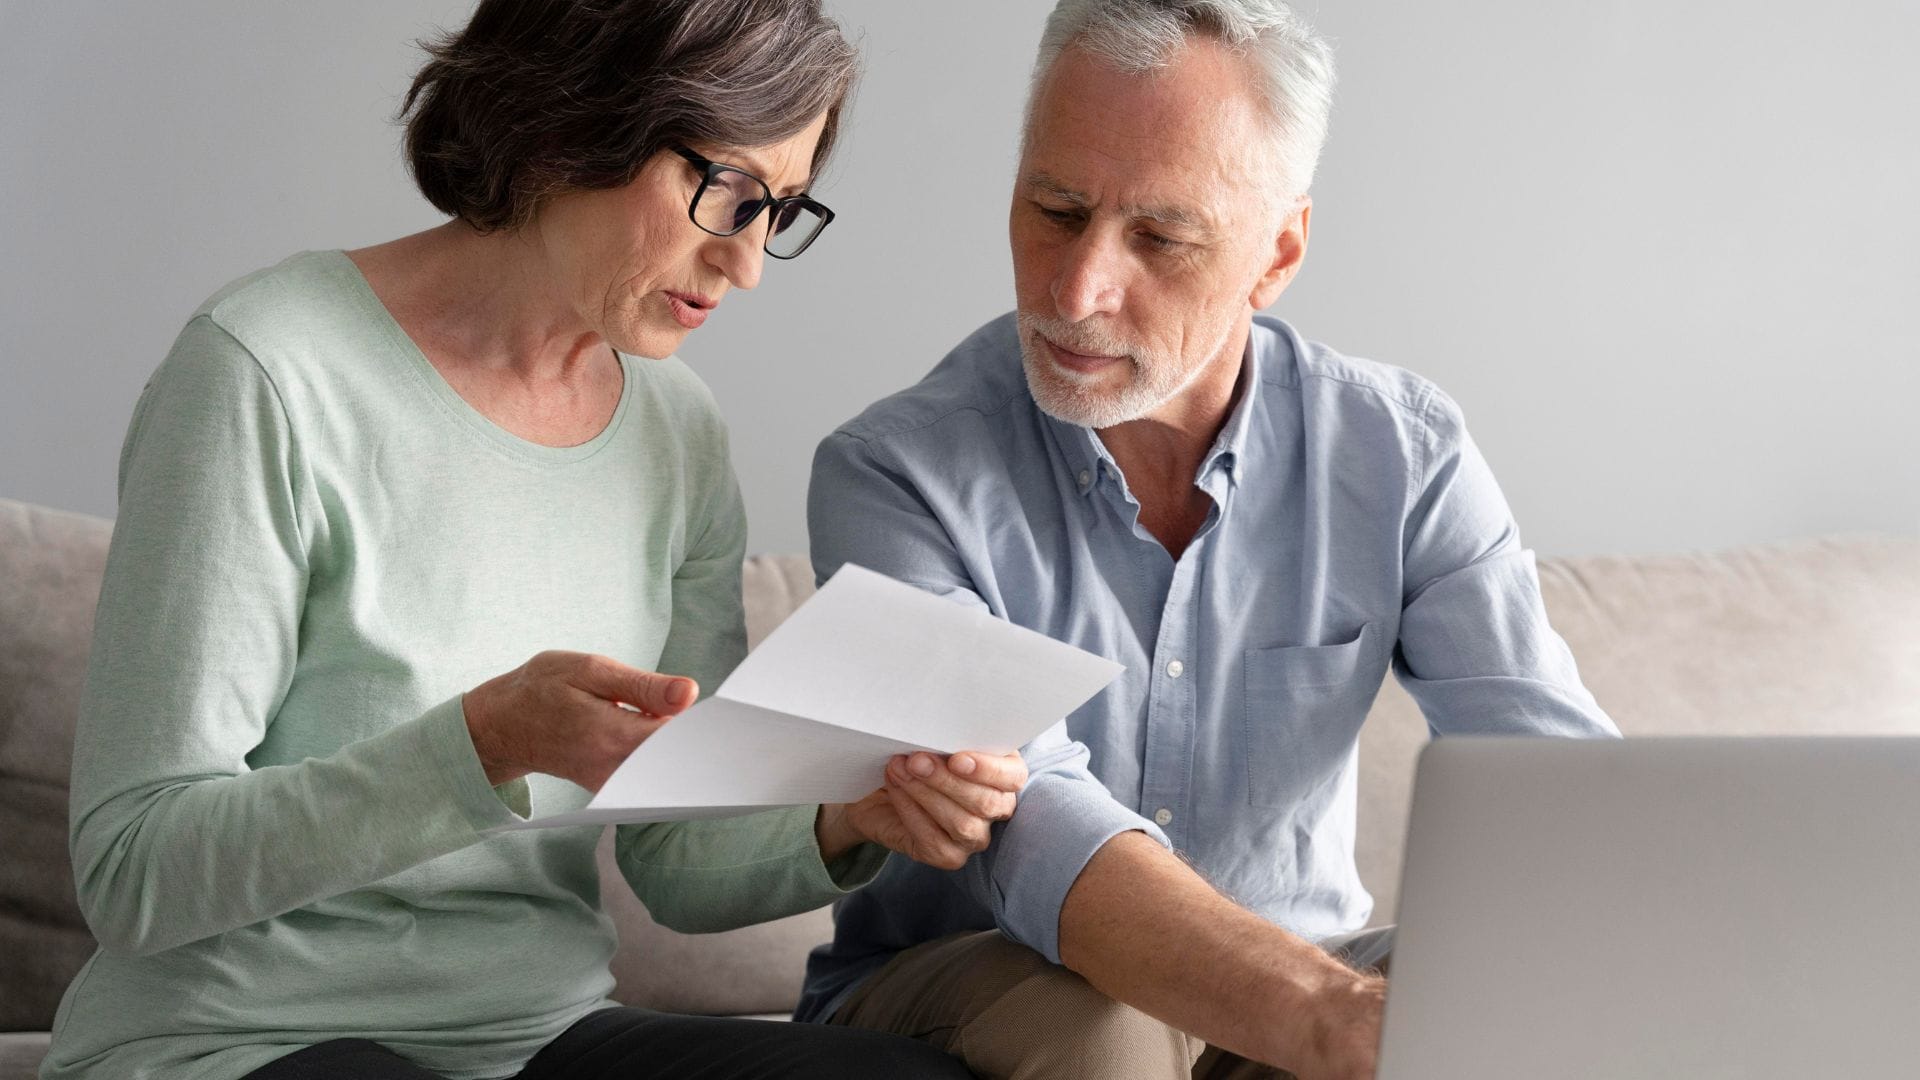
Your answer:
[1057,421,1111,497]
[1200,332,1264,484]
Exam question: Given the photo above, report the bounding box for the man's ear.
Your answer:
[1250,198,1311,310]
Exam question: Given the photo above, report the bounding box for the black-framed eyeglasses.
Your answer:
[672,146,834,260]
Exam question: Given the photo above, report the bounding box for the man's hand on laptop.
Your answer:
[1279,966,1387,1080]
[816,751,1028,868]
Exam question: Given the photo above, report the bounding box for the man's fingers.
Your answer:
[890,762,997,851]
[882,783,970,869]
[903,754,1023,820]
[945,751,1028,793]
[571,654,697,717]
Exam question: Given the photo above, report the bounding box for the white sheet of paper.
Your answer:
[496,564,1123,829]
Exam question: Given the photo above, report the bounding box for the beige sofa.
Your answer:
[4,495,1917,1079]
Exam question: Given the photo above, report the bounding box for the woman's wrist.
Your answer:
[462,680,529,787]
[814,802,867,864]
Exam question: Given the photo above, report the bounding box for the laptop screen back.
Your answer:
[1378,737,1920,1080]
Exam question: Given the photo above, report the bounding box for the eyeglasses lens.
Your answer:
[693,170,765,235]
[689,163,828,257]
[765,203,824,258]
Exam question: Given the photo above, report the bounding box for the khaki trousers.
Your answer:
[827,928,1395,1080]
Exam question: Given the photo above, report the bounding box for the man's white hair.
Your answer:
[1029,0,1337,200]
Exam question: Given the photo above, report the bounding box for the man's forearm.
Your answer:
[1057,830,1385,1075]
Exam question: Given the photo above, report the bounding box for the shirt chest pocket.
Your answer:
[1242,623,1383,810]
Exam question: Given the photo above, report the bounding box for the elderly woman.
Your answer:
[43,2,1011,1079]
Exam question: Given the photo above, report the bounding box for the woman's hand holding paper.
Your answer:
[464,651,699,792]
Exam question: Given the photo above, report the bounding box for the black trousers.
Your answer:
[242,1006,978,1079]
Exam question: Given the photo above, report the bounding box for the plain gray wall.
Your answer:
[3,0,1916,558]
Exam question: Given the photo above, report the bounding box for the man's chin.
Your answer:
[1026,371,1136,428]
[1018,334,1154,427]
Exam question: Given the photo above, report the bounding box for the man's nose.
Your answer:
[1051,232,1124,322]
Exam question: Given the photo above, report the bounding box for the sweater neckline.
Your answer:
[325,249,634,467]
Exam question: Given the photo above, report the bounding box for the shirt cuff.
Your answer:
[988,775,1169,964]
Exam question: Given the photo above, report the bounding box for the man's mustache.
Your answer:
[1019,314,1142,364]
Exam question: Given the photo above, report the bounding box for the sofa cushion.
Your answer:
[0,499,111,1031]
[0,1033,52,1080]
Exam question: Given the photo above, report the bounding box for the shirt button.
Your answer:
[1166,660,1184,678]
[1078,468,1092,488]
[1153,807,1174,827]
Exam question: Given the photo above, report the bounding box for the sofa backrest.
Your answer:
[5,495,1919,1028]
[0,500,109,1031]
[1353,538,1920,921]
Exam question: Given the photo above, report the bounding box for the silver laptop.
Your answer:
[1377,737,1920,1079]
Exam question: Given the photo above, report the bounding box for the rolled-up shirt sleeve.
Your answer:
[965,720,1167,962]
[1394,387,1620,739]
[809,428,1167,964]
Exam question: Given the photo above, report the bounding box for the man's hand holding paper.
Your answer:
[819,750,1030,870]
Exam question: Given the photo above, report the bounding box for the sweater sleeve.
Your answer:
[68,316,521,958]
[614,419,888,931]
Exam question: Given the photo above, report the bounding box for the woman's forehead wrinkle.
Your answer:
[706,146,811,197]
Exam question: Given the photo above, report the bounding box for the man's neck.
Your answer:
[1095,324,1251,558]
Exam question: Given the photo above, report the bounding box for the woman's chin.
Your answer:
[608,323,688,361]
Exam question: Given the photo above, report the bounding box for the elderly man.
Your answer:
[796,1,1618,1077]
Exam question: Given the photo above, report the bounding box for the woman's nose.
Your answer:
[708,221,767,292]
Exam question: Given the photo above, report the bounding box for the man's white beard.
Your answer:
[1018,312,1220,429]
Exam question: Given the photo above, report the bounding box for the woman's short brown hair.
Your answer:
[402,0,859,232]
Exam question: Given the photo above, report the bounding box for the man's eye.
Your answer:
[1036,204,1079,225]
[1137,231,1182,252]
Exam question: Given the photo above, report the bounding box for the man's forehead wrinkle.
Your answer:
[1026,39,1275,203]
[1052,98,1231,166]
[1027,164,1205,215]
[1028,89,1259,221]
[1027,172,1091,206]
[1024,140,1232,233]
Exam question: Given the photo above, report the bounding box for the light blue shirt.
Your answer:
[795,313,1618,1023]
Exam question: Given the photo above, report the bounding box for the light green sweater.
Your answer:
[43,251,884,1080]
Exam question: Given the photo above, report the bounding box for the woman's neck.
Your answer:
[346,222,625,448]
[348,221,609,383]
